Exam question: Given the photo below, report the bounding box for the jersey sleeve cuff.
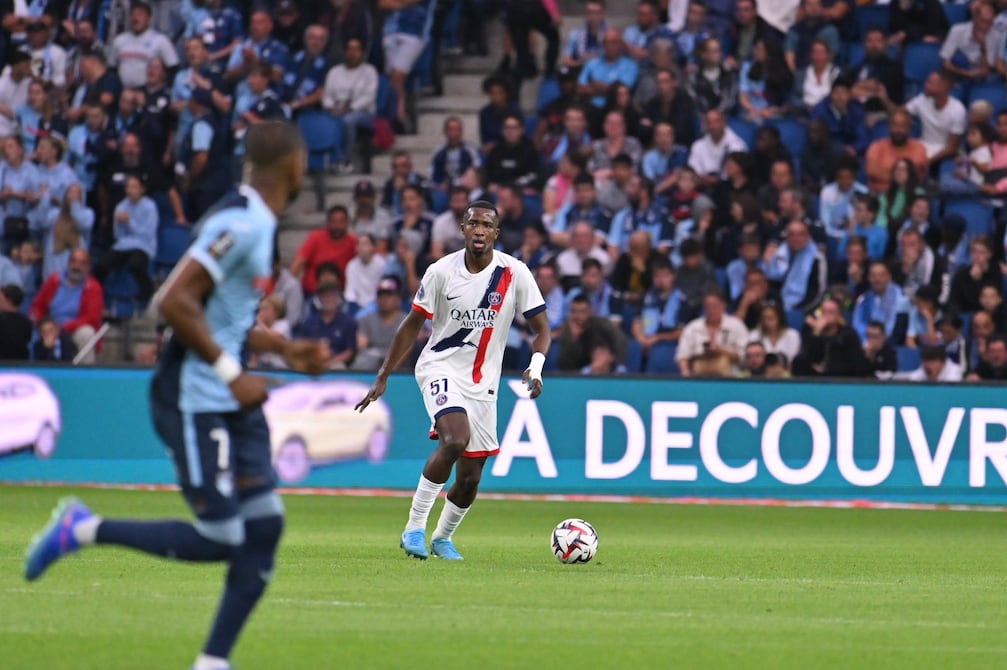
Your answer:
[412,303,433,320]
[523,303,547,319]
[189,248,224,284]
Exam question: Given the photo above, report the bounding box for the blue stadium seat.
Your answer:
[376,74,397,121]
[645,341,680,374]
[727,116,757,148]
[536,77,561,112]
[154,222,191,279]
[297,109,344,170]
[845,43,865,69]
[525,114,538,138]
[903,43,942,86]
[943,3,969,25]
[856,4,889,38]
[104,266,142,319]
[785,309,806,332]
[968,82,1007,114]
[714,267,728,294]
[895,346,921,372]
[625,339,643,373]
[544,341,560,372]
[870,120,889,141]
[431,189,449,214]
[768,118,806,155]
[522,194,543,222]
[944,198,994,238]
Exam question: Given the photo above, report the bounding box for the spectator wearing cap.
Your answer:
[688,110,748,188]
[351,180,393,247]
[430,187,468,259]
[864,108,928,193]
[30,248,103,363]
[811,79,868,156]
[0,51,33,139]
[322,37,378,172]
[68,48,123,124]
[93,174,157,301]
[353,275,407,370]
[784,0,839,72]
[344,233,388,314]
[108,1,178,90]
[578,28,639,108]
[381,0,436,131]
[0,284,31,360]
[295,279,356,369]
[273,0,307,54]
[284,24,331,113]
[897,344,963,382]
[430,117,481,193]
[22,19,67,89]
[292,204,358,296]
[225,8,289,98]
[177,87,230,220]
[484,113,541,192]
[32,182,93,279]
[764,220,827,312]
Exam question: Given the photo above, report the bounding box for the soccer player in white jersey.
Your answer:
[356,201,551,560]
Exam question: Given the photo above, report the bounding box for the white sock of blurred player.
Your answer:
[432,499,469,540]
[405,475,443,530]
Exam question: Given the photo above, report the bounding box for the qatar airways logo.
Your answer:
[451,308,499,329]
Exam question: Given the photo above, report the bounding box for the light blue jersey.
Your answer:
[176,185,276,413]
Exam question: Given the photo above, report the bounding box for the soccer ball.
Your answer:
[551,518,598,564]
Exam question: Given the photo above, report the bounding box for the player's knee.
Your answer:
[241,493,285,549]
[455,465,482,491]
[195,515,245,548]
[439,433,470,459]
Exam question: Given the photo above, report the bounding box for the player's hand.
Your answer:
[229,372,268,410]
[355,376,387,412]
[283,338,331,375]
[522,368,543,399]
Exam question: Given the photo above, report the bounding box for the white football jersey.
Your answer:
[412,250,546,398]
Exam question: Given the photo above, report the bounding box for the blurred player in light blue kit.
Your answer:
[24,121,330,670]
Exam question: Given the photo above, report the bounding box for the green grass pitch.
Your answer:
[1,486,1005,669]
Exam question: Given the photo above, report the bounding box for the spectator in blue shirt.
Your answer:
[430,116,481,191]
[32,182,94,279]
[1,136,41,222]
[170,38,232,155]
[478,75,522,154]
[632,257,684,354]
[818,155,867,241]
[565,257,615,319]
[838,194,888,261]
[382,0,436,131]
[225,8,289,98]
[233,61,289,159]
[67,103,112,193]
[623,0,664,61]
[672,1,716,67]
[93,174,157,300]
[561,0,606,69]
[811,79,868,155]
[29,136,78,220]
[578,28,639,107]
[15,79,67,156]
[533,262,565,331]
[295,280,357,369]
[852,260,910,344]
[284,24,331,112]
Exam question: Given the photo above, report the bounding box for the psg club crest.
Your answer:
[435,393,448,406]
[488,291,502,306]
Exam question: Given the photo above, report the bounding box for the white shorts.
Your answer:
[418,375,499,458]
[383,33,426,74]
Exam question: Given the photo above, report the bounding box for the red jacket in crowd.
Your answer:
[30,273,105,334]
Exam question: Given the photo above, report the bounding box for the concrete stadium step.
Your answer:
[417,94,485,114]
[443,73,489,97]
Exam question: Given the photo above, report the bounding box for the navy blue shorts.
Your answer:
[151,398,276,523]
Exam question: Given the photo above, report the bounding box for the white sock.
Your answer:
[432,499,469,541]
[72,516,102,546]
[192,654,229,670]
[404,475,444,531]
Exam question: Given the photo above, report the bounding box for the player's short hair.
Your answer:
[244,121,305,170]
[467,199,498,216]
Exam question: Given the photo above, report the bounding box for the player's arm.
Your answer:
[154,258,267,409]
[522,311,551,400]
[354,309,427,411]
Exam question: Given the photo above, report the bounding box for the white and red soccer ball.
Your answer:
[551,518,599,564]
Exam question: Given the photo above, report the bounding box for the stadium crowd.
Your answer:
[2,0,1007,383]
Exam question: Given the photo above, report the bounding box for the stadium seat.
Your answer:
[522,194,543,222]
[943,3,969,25]
[903,43,942,86]
[524,114,538,138]
[376,74,397,121]
[944,198,994,238]
[154,222,191,279]
[968,82,1007,115]
[297,109,344,170]
[625,338,643,373]
[856,4,889,39]
[870,119,889,142]
[103,265,143,319]
[431,189,449,214]
[644,341,679,374]
[536,77,561,112]
[714,267,728,295]
[785,309,806,332]
[845,43,865,69]
[727,116,757,148]
[768,118,806,156]
[544,341,560,372]
[895,346,921,372]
